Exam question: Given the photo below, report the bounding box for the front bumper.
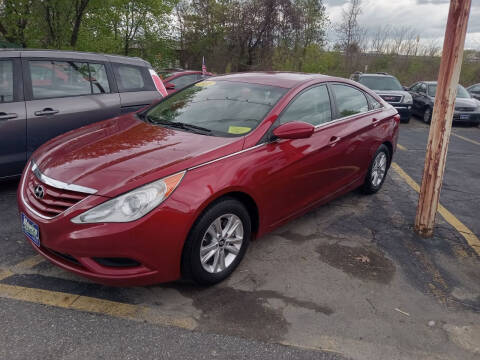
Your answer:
[392,105,411,122]
[17,166,193,286]
[452,112,480,123]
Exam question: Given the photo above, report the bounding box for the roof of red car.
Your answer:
[212,72,331,88]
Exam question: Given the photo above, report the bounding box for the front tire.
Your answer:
[423,107,432,124]
[362,144,390,194]
[181,198,251,285]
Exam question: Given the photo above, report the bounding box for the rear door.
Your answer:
[327,83,377,187]
[23,57,121,156]
[111,62,162,113]
[0,55,27,177]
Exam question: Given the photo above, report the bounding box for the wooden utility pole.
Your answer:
[415,0,472,237]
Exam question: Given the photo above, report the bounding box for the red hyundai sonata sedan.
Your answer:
[18,72,399,286]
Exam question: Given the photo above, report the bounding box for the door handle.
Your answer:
[329,136,341,146]
[372,117,381,126]
[34,108,59,116]
[0,112,18,121]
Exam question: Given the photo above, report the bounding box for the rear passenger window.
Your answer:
[89,63,110,94]
[366,93,383,110]
[332,84,369,117]
[280,85,332,126]
[30,61,92,99]
[115,65,145,91]
[0,60,13,103]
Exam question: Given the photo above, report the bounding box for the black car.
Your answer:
[0,49,165,179]
[408,81,480,125]
[467,83,480,100]
[351,72,412,123]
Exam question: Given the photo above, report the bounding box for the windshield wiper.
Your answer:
[153,119,212,134]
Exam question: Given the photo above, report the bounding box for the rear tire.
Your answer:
[362,144,390,195]
[181,198,251,286]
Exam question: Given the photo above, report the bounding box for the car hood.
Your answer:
[454,97,478,109]
[32,114,242,197]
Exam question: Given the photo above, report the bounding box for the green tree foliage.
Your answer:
[0,0,178,66]
[176,0,328,72]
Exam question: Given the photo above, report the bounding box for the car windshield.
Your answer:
[359,76,403,91]
[143,80,287,137]
[427,84,471,98]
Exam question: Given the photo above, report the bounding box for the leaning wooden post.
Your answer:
[415,0,472,237]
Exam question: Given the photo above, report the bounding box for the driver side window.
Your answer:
[279,85,332,126]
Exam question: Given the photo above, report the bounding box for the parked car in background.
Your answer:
[350,72,412,123]
[467,83,480,100]
[18,72,399,286]
[161,70,213,95]
[0,49,167,179]
[408,81,480,125]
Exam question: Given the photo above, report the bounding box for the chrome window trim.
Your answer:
[31,161,97,195]
[314,108,382,129]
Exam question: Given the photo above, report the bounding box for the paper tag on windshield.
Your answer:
[195,80,216,87]
[228,126,251,134]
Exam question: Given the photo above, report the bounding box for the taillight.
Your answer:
[394,114,400,123]
[149,69,168,97]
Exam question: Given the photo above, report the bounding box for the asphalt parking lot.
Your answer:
[1,117,479,360]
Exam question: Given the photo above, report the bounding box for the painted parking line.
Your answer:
[0,255,45,282]
[0,269,13,281]
[0,255,197,329]
[11,254,44,272]
[452,133,480,146]
[0,282,197,330]
[391,162,480,255]
[397,144,407,151]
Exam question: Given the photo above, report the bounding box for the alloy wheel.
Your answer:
[200,214,244,273]
[371,152,387,187]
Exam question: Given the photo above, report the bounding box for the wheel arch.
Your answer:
[382,141,393,167]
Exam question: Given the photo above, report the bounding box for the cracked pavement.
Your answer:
[0,117,479,360]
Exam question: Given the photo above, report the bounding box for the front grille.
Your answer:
[24,169,88,218]
[380,95,402,103]
[455,107,475,112]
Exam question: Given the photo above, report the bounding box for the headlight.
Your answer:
[71,171,185,223]
[403,93,413,104]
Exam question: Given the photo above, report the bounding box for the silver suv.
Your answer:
[0,49,165,178]
[350,72,412,123]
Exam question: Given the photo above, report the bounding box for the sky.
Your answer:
[325,0,480,50]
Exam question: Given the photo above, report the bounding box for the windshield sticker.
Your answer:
[228,126,251,134]
[195,80,216,87]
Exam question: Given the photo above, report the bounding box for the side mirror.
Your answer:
[273,121,315,140]
[165,82,175,90]
[403,86,409,91]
